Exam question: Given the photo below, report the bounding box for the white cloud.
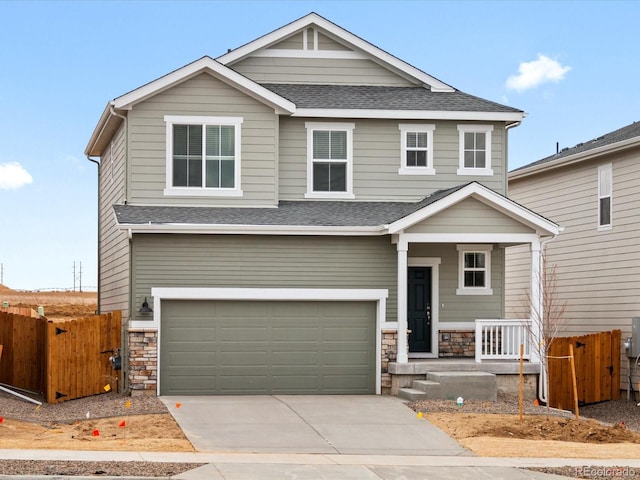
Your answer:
[0,162,33,190]
[506,54,571,92]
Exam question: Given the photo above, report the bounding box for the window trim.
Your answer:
[164,115,243,197]
[456,124,494,176]
[398,124,436,175]
[456,244,493,295]
[305,121,355,199]
[598,163,612,231]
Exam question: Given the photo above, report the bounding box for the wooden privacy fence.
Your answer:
[547,330,621,411]
[0,310,121,404]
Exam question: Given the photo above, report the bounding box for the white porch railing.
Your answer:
[475,319,532,362]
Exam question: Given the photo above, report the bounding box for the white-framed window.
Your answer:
[457,125,494,176]
[305,122,355,199]
[164,115,243,197]
[456,244,493,295]
[598,163,612,230]
[398,124,435,175]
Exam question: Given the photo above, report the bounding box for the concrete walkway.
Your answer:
[2,449,640,479]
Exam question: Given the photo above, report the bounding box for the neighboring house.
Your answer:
[85,13,559,397]
[506,121,640,392]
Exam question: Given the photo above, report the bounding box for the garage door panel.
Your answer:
[218,374,269,392]
[220,326,268,342]
[161,300,376,395]
[219,352,268,366]
[323,350,370,365]
[323,374,371,392]
[167,352,217,366]
[271,325,319,341]
[271,351,320,365]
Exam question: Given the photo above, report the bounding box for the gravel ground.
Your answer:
[2,390,640,477]
[410,393,640,432]
[0,390,202,477]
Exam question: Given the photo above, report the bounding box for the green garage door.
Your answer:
[160,300,376,395]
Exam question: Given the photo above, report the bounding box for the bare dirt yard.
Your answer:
[413,399,640,459]
[0,283,97,318]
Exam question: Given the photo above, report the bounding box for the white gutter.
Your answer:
[293,109,524,122]
[116,223,386,236]
[510,136,640,180]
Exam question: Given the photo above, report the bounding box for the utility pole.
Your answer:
[1,263,3,285]
[73,261,83,292]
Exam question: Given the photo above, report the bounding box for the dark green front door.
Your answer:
[408,267,432,353]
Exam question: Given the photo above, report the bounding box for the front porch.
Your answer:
[389,357,540,401]
[383,319,541,401]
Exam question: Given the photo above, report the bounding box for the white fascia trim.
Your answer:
[509,136,640,180]
[216,13,454,92]
[150,287,388,301]
[139,286,388,395]
[401,232,540,244]
[386,182,560,235]
[293,109,524,121]
[112,57,295,114]
[117,223,385,236]
[251,49,367,60]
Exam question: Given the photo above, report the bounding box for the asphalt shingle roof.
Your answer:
[261,84,522,113]
[114,185,467,227]
[512,120,640,172]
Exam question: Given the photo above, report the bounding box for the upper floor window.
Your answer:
[598,163,612,230]
[457,125,493,176]
[305,122,355,199]
[456,244,493,295]
[398,124,435,175]
[164,115,243,197]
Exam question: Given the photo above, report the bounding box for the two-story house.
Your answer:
[506,121,640,395]
[85,13,559,397]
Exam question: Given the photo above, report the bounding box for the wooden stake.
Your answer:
[519,344,524,422]
[569,343,579,419]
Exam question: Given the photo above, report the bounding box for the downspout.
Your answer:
[86,155,101,314]
[504,120,522,195]
[108,106,131,395]
[537,227,564,404]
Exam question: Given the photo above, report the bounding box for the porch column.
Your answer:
[530,237,542,364]
[396,241,409,363]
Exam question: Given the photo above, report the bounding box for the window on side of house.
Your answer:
[598,163,612,230]
[457,125,494,176]
[456,244,493,295]
[164,115,243,197]
[398,124,436,175]
[305,122,355,199]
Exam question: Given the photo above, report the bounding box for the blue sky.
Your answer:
[0,0,638,290]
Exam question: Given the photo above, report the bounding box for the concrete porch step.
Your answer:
[397,371,497,402]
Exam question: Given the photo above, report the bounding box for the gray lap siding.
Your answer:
[130,234,398,321]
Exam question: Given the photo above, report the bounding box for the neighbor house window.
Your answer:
[457,125,493,176]
[598,163,612,230]
[164,115,243,197]
[456,244,493,295]
[398,124,435,175]
[305,122,355,199]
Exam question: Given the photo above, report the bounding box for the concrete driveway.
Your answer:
[161,395,469,456]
